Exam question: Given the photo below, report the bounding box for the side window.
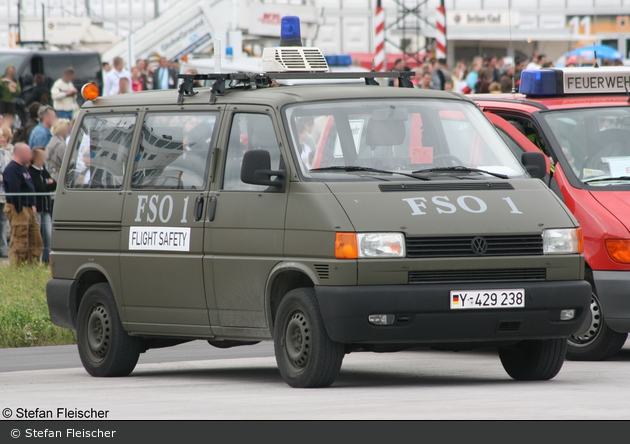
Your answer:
[496,127,526,159]
[65,114,135,189]
[498,114,554,162]
[223,113,282,191]
[131,112,218,190]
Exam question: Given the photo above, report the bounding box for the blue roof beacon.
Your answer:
[280,16,303,47]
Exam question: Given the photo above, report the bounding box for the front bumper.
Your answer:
[593,271,630,333]
[315,281,591,344]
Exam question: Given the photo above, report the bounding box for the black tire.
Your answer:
[76,283,142,377]
[273,288,345,388]
[567,292,627,361]
[499,338,567,381]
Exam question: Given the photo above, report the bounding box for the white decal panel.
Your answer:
[129,227,191,252]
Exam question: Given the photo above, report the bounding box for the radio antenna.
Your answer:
[508,0,516,94]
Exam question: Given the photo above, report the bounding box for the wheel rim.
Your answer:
[569,294,601,347]
[283,310,312,371]
[84,302,111,362]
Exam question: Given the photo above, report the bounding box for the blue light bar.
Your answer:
[324,54,353,66]
[280,16,302,47]
[519,69,561,96]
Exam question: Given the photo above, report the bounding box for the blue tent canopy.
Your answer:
[565,44,622,60]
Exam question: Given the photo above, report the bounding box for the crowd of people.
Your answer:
[0,99,64,266]
[0,52,190,265]
[391,50,624,94]
[101,55,192,96]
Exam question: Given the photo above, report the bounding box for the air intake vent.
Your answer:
[379,182,514,192]
[262,47,329,72]
[406,235,543,258]
[408,268,546,284]
[314,264,330,280]
[497,321,521,332]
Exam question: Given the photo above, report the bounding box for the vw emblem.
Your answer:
[471,236,488,255]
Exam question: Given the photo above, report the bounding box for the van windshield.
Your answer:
[283,99,527,181]
[542,107,630,187]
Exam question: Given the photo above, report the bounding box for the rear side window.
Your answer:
[131,112,218,190]
[65,114,136,189]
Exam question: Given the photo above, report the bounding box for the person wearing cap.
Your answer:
[51,67,78,120]
[565,56,578,68]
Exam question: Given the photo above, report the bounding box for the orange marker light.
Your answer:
[81,83,99,101]
[606,239,630,264]
[576,227,584,254]
[335,233,358,259]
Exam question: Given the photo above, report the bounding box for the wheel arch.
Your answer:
[73,263,123,323]
[265,263,318,335]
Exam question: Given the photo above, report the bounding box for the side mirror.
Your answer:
[521,151,547,180]
[241,150,285,191]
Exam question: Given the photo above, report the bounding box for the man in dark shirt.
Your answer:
[26,74,52,106]
[3,142,43,265]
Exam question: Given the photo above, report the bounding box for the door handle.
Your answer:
[194,197,204,222]
[208,196,218,222]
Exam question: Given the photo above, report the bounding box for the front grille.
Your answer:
[408,268,546,284]
[406,235,543,258]
[379,182,514,192]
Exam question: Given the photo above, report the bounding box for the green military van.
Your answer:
[46,69,591,388]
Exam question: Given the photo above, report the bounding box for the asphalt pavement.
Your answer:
[1,341,630,419]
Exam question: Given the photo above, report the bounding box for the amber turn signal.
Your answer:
[335,232,358,259]
[605,239,630,264]
[82,83,100,101]
[576,227,584,254]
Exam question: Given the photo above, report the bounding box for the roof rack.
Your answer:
[176,71,416,104]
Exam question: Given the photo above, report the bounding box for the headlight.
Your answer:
[543,228,583,254]
[357,233,405,258]
[335,232,405,259]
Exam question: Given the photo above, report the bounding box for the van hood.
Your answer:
[590,191,630,234]
[325,179,577,237]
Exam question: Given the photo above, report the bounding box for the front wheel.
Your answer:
[273,288,345,388]
[76,283,142,377]
[499,338,567,381]
[567,293,627,361]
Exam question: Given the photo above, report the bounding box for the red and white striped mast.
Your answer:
[374,0,385,71]
[435,0,447,59]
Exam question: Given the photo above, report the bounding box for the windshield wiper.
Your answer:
[584,176,630,183]
[310,166,430,181]
[412,166,509,180]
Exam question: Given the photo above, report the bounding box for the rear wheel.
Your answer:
[567,293,627,361]
[499,338,566,381]
[274,288,345,388]
[76,283,142,377]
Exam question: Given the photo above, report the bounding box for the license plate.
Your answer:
[450,289,525,309]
